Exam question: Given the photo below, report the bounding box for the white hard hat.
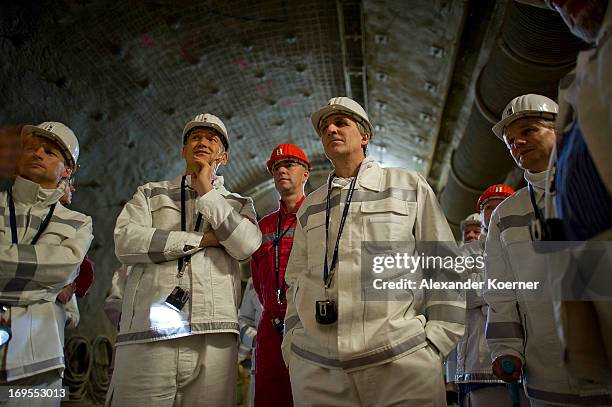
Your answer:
[492,94,558,139]
[182,113,230,151]
[310,97,374,138]
[460,213,481,231]
[22,122,79,169]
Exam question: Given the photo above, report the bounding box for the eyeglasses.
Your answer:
[272,161,303,173]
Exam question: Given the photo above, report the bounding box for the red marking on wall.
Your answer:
[179,46,197,65]
[255,80,273,96]
[282,99,300,108]
[142,35,155,48]
[231,56,249,69]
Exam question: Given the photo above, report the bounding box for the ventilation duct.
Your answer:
[440,1,584,230]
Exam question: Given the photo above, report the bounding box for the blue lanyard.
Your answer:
[273,209,295,304]
[323,175,357,289]
[8,190,56,245]
[178,175,203,274]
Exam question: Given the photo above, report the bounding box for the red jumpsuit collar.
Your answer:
[279,195,305,216]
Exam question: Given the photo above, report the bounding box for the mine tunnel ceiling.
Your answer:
[1,0,473,212]
[0,0,580,219]
[0,0,584,339]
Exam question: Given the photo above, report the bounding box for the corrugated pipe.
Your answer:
[440,1,584,230]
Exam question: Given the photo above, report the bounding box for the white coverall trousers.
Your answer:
[289,345,445,407]
[106,333,237,407]
[461,385,530,407]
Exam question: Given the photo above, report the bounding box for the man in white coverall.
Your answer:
[110,113,262,407]
[238,277,263,406]
[460,213,481,244]
[444,212,482,403]
[0,122,93,407]
[542,0,612,386]
[282,97,465,406]
[484,94,612,406]
[455,185,522,407]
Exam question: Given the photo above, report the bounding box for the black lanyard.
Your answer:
[8,190,56,245]
[323,175,357,289]
[178,175,203,274]
[273,209,296,304]
[528,184,546,228]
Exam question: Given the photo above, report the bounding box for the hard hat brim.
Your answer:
[492,110,557,140]
[310,104,374,138]
[182,122,230,151]
[267,157,312,174]
[460,220,481,231]
[22,125,77,168]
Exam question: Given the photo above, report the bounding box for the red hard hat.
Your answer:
[74,256,95,298]
[477,184,515,211]
[266,143,312,173]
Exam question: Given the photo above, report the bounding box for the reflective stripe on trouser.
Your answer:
[462,385,529,407]
[106,333,237,407]
[288,345,445,407]
[0,369,62,407]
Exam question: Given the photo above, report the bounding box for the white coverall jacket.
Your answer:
[103,264,131,330]
[114,175,261,345]
[238,277,262,354]
[484,171,611,405]
[282,158,465,371]
[238,277,262,406]
[455,238,502,384]
[64,294,80,330]
[0,176,93,382]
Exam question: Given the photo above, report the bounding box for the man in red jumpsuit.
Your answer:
[250,143,311,407]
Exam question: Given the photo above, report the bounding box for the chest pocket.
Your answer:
[361,199,415,242]
[150,195,181,229]
[304,212,326,271]
[498,216,533,247]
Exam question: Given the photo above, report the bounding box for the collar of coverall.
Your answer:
[180,174,225,190]
[460,238,484,256]
[327,156,380,191]
[12,175,65,206]
[279,195,305,215]
[524,169,549,192]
